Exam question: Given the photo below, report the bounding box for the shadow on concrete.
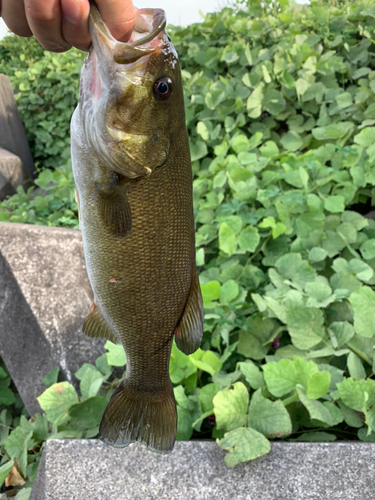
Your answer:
[0,249,61,415]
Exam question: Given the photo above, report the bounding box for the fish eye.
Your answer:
[153,77,173,101]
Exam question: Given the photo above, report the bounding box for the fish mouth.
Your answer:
[89,4,167,67]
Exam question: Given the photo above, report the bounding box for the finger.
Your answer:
[24,0,71,52]
[1,0,33,37]
[95,0,135,42]
[61,0,91,51]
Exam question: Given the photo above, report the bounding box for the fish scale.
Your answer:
[71,4,204,453]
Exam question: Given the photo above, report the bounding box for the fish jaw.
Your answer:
[78,6,179,179]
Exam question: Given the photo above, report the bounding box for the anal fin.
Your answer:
[83,302,118,344]
[95,174,132,238]
[174,269,204,355]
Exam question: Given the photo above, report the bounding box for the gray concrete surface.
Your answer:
[0,74,35,177]
[0,148,32,200]
[0,222,104,415]
[30,440,375,500]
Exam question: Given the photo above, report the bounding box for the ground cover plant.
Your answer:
[1,0,375,494]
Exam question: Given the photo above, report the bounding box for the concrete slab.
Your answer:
[0,222,104,416]
[29,440,375,500]
[0,148,32,200]
[0,75,35,177]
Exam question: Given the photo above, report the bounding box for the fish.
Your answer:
[71,4,204,454]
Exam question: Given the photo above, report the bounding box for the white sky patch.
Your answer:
[0,1,222,41]
[0,1,310,41]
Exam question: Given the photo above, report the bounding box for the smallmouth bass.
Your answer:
[71,5,204,453]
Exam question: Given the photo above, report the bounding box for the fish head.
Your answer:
[79,5,184,179]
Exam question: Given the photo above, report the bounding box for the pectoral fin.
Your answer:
[95,175,132,238]
[83,302,118,344]
[174,269,204,355]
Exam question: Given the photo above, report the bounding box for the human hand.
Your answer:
[0,0,136,52]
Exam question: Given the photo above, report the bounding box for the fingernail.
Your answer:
[62,0,81,25]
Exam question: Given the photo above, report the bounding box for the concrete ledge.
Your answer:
[0,148,31,200]
[0,222,104,415]
[30,440,375,500]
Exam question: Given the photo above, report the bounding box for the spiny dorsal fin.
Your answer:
[95,175,132,238]
[174,269,204,355]
[83,302,118,344]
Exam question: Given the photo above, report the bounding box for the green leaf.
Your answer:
[95,353,112,377]
[0,460,14,487]
[263,89,286,116]
[305,282,334,308]
[263,357,319,397]
[354,127,375,148]
[272,222,286,239]
[260,141,279,158]
[312,122,354,141]
[213,382,249,431]
[324,196,345,213]
[237,226,260,252]
[37,382,79,425]
[247,389,292,438]
[32,413,48,442]
[231,134,250,154]
[286,305,325,350]
[292,432,336,442]
[335,92,353,108]
[169,342,197,385]
[308,247,327,262]
[276,253,316,288]
[323,402,344,426]
[198,383,221,414]
[200,280,221,304]
[190,140,208,161]
[306,371,331,399]
[220,279,239,303]
[360,240,375,260]
[196,121,210,141]
[42,367,59,388]
[68,396,108,430]
[13,487,32,500]
[237,333,268,360]
[348,259,373,282]
[280,131,303,151]
[328,321,354,349]
[296,386,333,425]
[78,365,104,401]
[237,316,276,360]
[35,168,53,188]
[337,378,375,412]
[190,349,222,376]
[105,341,126,367]
[247,84,264,118]
[219,222,237,255]
[349,287,375,338]
[338,400,364,428]
[239,361,265,390]
[176,406,193,440]
[0,387,16,406]
[4,427,33,476]
[218,427,270,467]
[347,352,366,380]
[218,428,271,467]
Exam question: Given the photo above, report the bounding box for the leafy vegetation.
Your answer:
[0,36,84,170]
[1,0,375,493]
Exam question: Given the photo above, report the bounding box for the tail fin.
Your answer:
[99,379,177,454]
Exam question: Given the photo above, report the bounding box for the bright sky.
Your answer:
[0,0,223,40]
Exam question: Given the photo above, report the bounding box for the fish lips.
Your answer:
[89,5,167,80]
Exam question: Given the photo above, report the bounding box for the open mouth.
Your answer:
[89,4,167,66]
